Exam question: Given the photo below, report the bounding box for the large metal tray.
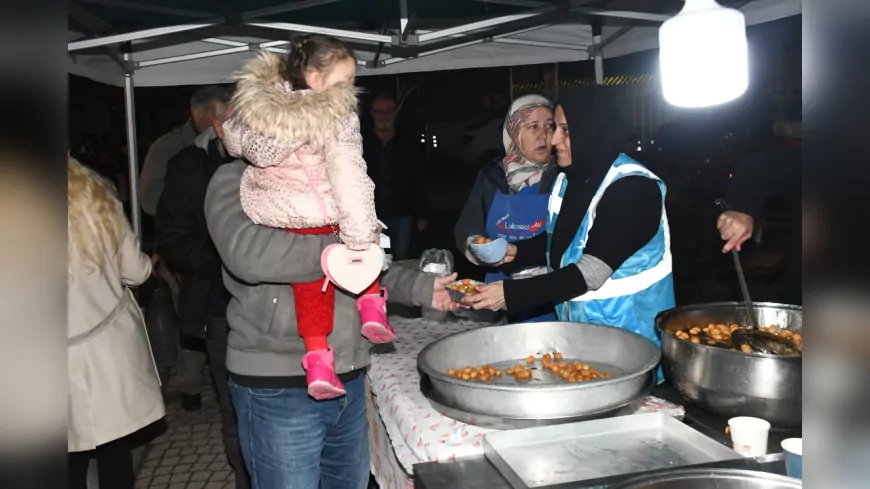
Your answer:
[420,371,656,430]
[417,322,660,419]
[483,412,742,488]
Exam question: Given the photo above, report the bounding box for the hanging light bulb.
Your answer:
[659,0,748,108]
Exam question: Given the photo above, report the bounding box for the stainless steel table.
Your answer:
[413,453,787,489]
[413,384,799,489]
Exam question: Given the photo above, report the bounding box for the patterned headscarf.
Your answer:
[502,94,554,193]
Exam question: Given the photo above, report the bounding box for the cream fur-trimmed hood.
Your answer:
[230,51,359,148]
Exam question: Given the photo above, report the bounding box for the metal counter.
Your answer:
[413,384,800,489]
[414,452,787,489]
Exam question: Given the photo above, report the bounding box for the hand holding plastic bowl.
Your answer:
[467,235,509,264]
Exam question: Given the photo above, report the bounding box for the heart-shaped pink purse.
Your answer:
[321,243,384,295]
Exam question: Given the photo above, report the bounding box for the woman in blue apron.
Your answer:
[463,88,675,382]
[454,94,562,323]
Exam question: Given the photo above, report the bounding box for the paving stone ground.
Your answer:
[136,366,236,489]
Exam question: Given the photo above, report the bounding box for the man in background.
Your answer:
[156,88,249,488]
[363,93,428,260]
[140,86,226,217]
[717,118,801,305]
[155,87,231,412]
[141,86,227,411]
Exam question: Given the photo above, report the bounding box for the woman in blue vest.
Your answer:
[463,88,675,381]
[454,94,565,323]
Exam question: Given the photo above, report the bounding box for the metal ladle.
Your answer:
[731,328,802,356]
[716,199,800,356]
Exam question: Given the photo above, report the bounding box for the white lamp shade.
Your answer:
[659,0,748,108]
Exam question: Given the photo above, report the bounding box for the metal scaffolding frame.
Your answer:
[67,0,685,236]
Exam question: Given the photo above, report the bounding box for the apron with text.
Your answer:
[486,184,557,323]
[546,154,675,382]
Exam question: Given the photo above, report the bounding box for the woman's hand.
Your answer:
[717,211,754,252]
[431,273,461,312]
[494,243,518,266]
[462,281,506,311]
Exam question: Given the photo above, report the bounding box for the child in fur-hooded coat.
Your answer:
[221,46,392,401]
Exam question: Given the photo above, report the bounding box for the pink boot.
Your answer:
[357,288,396,344]
[302,349,346,400]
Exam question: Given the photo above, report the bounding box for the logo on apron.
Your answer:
[496,213,545,234]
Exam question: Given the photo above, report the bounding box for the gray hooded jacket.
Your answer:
[205,161,434,377]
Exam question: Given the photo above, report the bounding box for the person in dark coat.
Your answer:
[156,92,250,489]
[717,124,801,305]
[362,93,428,260]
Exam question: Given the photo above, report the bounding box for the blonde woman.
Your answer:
[67,157,165,489]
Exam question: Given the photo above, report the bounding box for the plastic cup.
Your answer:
[728,417,771,457]
[781,438,802,479]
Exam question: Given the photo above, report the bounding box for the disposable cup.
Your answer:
[781,438,802,479]
[728,416,771,457]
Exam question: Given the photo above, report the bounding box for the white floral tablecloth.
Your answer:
[366,317,685,486]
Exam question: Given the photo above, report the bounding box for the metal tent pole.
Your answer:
[592,20,603,85]
[594,54,603,85]
[122,49,142,237]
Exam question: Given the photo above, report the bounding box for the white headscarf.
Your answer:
[502,94,553,193]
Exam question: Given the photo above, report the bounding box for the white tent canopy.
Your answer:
[67,0,801,234]
[68,0,801,87]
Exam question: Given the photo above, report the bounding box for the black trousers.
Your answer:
[68,436,134,489]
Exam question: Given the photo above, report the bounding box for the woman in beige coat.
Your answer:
[67,157,165,489]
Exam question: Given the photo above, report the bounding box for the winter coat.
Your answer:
[68,227,165,452]
[156,136,232,338]
[139,120,198,216]
[204,161,436,379]
[222,52,378,250]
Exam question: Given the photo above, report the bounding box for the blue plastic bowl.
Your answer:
[467,236,509,264]
[781,438,802,479]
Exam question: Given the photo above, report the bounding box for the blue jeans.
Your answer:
[382,215,414,261]
[228,373,369,489]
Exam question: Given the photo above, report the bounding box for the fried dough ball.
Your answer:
[450,364,504,382]
[449,280,480,294]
